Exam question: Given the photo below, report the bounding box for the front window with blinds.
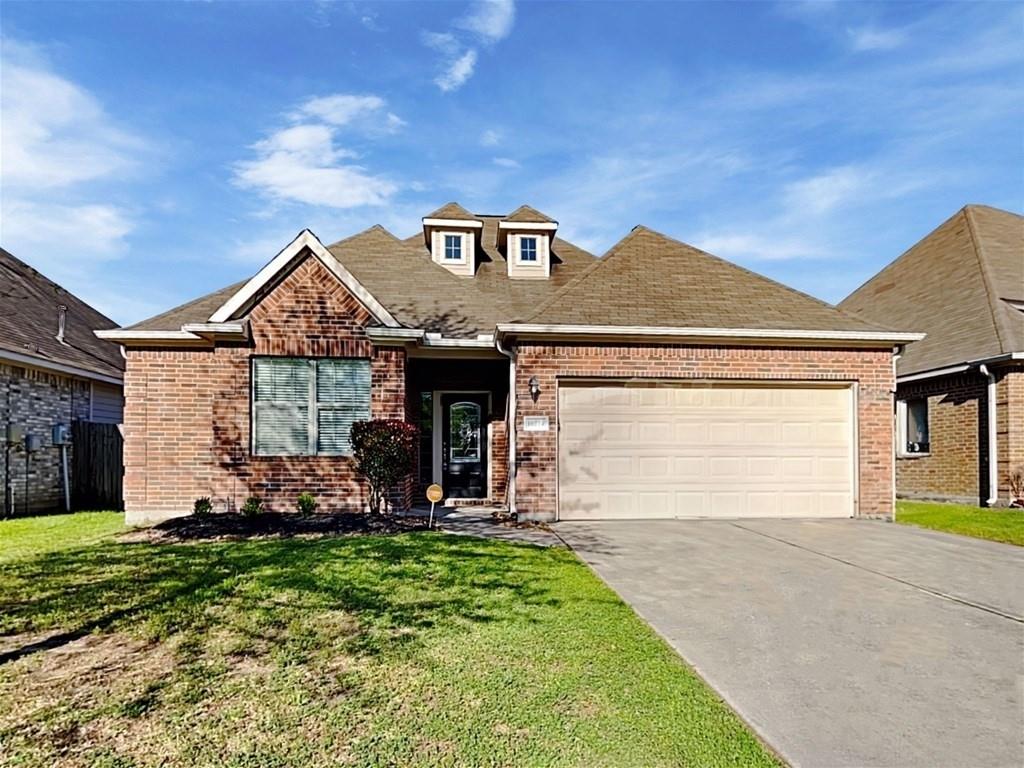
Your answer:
[252,357,370,456]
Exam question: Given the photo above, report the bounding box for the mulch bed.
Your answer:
[119,512,429,544]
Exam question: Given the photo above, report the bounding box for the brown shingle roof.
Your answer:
[840,205,1024,375]
[503,205,556,224]
[519,226,888,333]
[425,202,478,220]
[124,280,247,331]
[0,247,124,379]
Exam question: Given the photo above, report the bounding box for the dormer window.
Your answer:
[422,203,482,277]
[519,237,538,263]
[444,234,463,261]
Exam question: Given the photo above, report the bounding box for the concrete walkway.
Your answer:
[557,518,1024,768]
[406,505,562,547]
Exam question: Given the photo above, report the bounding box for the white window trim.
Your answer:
[516,235,539,264]
[896,398,930,458]
[251,357,370,458]
[442,232,468,264]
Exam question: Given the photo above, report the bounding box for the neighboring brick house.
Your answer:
[1,248,125,516]
[841,205,1024,506]
[99,203,920,525]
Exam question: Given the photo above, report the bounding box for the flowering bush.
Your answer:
[351,419,419,515]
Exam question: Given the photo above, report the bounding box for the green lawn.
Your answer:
[896,500,1024,546]
[0,510,125,563]
[0,512,777,767]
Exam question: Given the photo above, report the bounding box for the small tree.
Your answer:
[351,419,418,515]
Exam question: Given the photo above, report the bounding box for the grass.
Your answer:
[896,500,1024,546]
[0,512,777,767]
[0,510,125,563]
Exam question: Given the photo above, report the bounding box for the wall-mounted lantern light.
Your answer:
[528,376,541,402]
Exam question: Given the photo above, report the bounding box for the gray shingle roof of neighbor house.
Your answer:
[840,205,1024,376]
[118,204,912,340]
[0,247,124,379]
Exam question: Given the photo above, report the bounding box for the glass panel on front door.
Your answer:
[449,401,481,462]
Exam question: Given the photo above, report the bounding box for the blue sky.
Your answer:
[1,0,1021,325]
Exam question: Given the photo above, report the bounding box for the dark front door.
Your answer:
[442,393,488,498]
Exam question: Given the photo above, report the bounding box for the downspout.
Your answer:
[979,364,998,506]
[892,347,902,521]
[494,333,516,516]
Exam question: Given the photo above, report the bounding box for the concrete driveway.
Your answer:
[556,519,1024,768]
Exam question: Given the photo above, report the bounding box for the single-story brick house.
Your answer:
[2,247,125,516]
[841,204,1023,506]
[98,203,921,525]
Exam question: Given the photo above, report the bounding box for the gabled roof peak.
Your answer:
[504,204,556,224]
[424,202,477,221]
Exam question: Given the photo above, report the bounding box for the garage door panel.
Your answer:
[559,382,853,520]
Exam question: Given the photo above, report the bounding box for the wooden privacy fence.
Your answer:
[72,421,124,510]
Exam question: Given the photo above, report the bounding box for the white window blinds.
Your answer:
[252,357,370,456]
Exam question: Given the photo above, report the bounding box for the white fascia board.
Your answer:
[95,329,203,341]
[422,218,484,229]
[422,336,494,348]
[208,229,400,327]
[181,323,246,335]
[495,324,926,344]
[365,327,425,340]
[0,347,123,386]
[497,221,559,231]
[364,327,494,349]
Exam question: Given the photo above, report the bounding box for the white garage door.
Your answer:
[558,382,854,520]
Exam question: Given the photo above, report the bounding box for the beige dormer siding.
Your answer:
[430,228,477,277]
[505,232,551,279]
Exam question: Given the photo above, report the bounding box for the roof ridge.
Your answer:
[326,224,400,248]
[631,226,892,331]
[520,227,645,322]
[963,206,1008,353]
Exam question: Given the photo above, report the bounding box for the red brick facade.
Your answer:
[512,343,896,520]
[896,364,1024,505]
[123,257,412,524]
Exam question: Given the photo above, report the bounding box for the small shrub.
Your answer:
[241,496,264,517]
[296,492,318,516]
[351,419,419,515]
[193,497,213,517]
[1009,465,1024,508]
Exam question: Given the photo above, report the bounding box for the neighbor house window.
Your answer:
[252,357,370,456]
[444,234,462,260]
[519,236,538,262]
[899,398,930,455]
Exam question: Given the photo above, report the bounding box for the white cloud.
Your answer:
[0,40,142,190]
[0,38,142,317]
[694,233,824,261]
[492,157,519,168]
[456,0,516,44]
[848,26,906,51]
[782,165,871,215]
[422,0,515,92]
[436,50,478,92]
[480,129,501,146]
[234,92,401,209]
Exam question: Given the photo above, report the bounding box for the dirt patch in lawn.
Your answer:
[119,512,428,543]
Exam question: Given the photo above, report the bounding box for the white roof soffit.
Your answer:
[208,229,400,327]
[364,327,495,349]
[95,323,246,346]
[495,323,926,345]
[497,221,558,231]
[422,218,484,229]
